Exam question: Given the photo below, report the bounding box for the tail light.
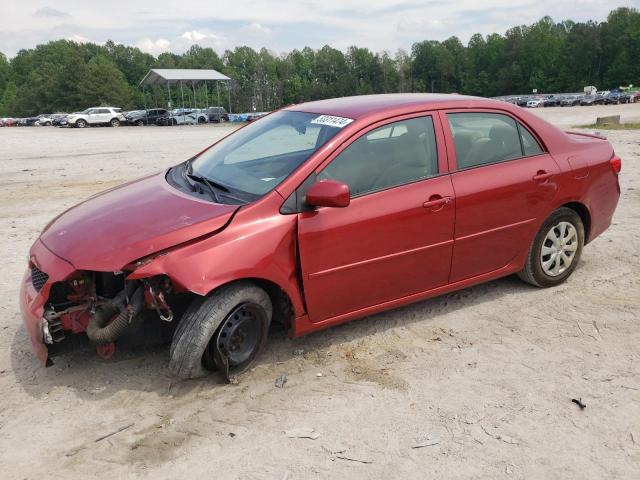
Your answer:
[610,155,622,174]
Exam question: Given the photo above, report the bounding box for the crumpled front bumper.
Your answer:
[20,239,75,364]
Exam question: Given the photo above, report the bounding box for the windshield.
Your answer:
[191,111,349,198]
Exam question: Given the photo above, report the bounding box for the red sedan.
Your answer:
[20,94,621,379]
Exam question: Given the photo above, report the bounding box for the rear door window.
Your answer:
[519,126,543,156]
[447,113,522,169]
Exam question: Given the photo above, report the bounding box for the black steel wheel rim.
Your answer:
[215,303,264,366]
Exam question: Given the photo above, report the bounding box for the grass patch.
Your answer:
[573,122,640,130]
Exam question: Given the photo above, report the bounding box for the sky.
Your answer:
[1,0,638,58]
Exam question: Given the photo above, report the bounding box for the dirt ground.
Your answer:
[0,103,639,479]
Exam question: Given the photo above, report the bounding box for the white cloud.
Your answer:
[247,23,272,36]
[136,37,171,54]
[0,0,635,57]
[180,30,226,48]
[66,34,93,44]
[34,7,71,19]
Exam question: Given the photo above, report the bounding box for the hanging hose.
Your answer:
[86,286,145,345]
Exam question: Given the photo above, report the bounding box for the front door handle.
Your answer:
[423,195,452,211]
[533,170,553,182]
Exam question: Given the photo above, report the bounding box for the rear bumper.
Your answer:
[20,239,76,365]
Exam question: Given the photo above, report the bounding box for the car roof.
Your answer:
[285,93,504,120]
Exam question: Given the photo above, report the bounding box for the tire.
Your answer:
[136,119,144,126]
[172,119,177,126]
[518,207,584,288]
[75,119,87,128]
[110,118,120,127]
[169,282,272,379]
[197,117,206,124]
[45,121,52,126]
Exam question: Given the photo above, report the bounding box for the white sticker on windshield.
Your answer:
[311,115,354,129]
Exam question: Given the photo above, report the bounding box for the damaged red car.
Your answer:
[20,94,621,380]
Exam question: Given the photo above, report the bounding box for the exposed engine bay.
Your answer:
[41,271,183,361]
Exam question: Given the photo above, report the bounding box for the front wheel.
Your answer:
[110,118,120,127]
[136,119,144,126]
[169,282,272,379]
[518,207,584,287]
[75,119,87,128]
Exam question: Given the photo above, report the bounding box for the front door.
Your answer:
[298,114,455,322]
[443,110,560,282]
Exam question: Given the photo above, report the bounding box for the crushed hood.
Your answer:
[40,171,239,271]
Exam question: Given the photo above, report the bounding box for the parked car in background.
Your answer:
[516,97,529,107]
[206,106,229,123]
[20,94,621,380]
[64,107,126,128]
[34,114,57,126]
[17,116,42,126]
[126,108,169,126]
[618,93,632,104]
[604,92,621,105]
[48,114,68,126]
[526,99,542,108]
[542,96,562,107]
[157,109,207,126]
[561,95,582,106]
[0,117,16,127]
[580,95,605,106]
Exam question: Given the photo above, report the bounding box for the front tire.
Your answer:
[110,118,120,127]
[169,282,272,379]
[75,119,87,128]
[518,207,584,287]
[136,119,144,126]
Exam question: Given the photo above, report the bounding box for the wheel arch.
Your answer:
[204,277,295,330]
[560,201,591,242]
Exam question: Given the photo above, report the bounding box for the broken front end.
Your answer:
[20,239,181,365]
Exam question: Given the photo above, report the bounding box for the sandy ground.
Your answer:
[0,104,639,479]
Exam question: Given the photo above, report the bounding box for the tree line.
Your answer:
[0,7,638,117]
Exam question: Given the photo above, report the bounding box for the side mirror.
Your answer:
[306,180,350,208]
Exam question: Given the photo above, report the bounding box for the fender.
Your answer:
[128,192,307,317]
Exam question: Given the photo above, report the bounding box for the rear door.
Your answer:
[92,108,111,124]
[442,110,560,282]
[298,113,455,322]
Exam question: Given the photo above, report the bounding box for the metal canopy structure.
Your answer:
[139,68,230,86]
[138,68,233,123]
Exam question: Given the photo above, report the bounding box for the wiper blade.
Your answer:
[183,161,249,204]
[187,172,222,203]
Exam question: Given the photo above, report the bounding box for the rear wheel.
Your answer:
[136,119,144,126]
[169,282,272,379]
[518,207,584,287]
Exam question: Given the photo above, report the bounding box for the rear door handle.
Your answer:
[533,170,553,182]
[423,195,452,210]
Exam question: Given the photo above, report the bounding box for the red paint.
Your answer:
[20,94,621,364]
[306,180,350,208]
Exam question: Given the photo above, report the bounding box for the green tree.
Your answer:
[76,56,132,108]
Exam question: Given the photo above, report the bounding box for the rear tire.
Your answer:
[168,282,272,379]
[518,207,584,287]
[136,119,144,126]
